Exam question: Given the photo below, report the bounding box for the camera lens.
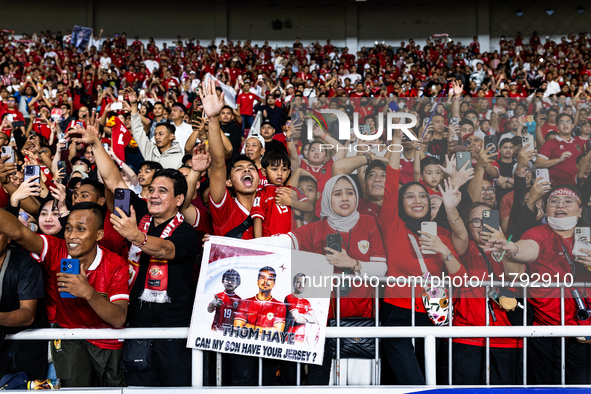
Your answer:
[577,309,590,321]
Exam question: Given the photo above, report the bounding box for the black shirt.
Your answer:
[127,194,200,327]
[253,104,287,134]
[0,247,46,333]
[497,159,516,178]
[221,121,242,159]
[427,138,447,162]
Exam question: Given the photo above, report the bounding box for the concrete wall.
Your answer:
[1,0,588,53]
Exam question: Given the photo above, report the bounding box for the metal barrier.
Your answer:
[6,279,591,388]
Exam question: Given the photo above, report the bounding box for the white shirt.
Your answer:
[544,81,561,97]
[172,121,194,153]
[144,59,159,73]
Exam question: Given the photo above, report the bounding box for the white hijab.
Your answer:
[320,175,360,232]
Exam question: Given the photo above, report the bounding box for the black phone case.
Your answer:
[482,210,500,233]
[326,233,343,253]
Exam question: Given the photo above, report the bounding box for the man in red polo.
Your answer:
[0,202,129,387]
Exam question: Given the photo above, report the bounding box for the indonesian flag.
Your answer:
[106,116,132,160]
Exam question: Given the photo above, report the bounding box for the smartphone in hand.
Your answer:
[482,210,500,234]
[421,222,437,255]
[60,258,80,298]
[114,188,132,218]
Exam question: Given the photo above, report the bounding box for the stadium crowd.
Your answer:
[0,27,590,387]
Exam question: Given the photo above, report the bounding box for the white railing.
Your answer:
[6,278,591,388]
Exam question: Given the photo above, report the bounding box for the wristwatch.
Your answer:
[442,252,453,262]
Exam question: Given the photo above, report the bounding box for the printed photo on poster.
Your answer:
[187,236,332,365]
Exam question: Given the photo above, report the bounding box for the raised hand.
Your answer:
[438,178,461,210]
[451,160,475,188]
[191,143,211,173]
[438,154,456,176]
[198,79,225,118]
[452,80,464,96]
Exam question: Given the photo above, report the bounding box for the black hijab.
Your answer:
[398,181,432,235]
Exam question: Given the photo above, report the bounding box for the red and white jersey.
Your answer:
[538,136,581,186]
[284,294,313,342]
[209,188,254,240]
[33,235,130,349]
[234,295,286,328]
[300,158,334,217]
[236,92,260,116]
[211,291,242,331]
[454,240,522,348]
[521,224,591,327]
[290,215,387,318]
[251,185,307,237]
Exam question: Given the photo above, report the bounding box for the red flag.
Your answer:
[106,116,132,160]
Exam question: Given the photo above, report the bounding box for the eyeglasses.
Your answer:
[482,187,495,194]
[469,218,483,228]
[558,120,573,125]
[547,197,578,207]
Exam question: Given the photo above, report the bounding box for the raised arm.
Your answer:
[200,80,227,204]
[67,116,127,194]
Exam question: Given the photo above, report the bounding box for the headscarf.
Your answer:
[398,181,431,235]
[320,175,360,232]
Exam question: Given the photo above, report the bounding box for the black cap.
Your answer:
[365,160,387,179]
[71,156,92,168]
[261,118,272,127]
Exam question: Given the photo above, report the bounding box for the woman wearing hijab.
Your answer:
[288,174,387,384]
[378,130,466,385]
[486,184,591,384]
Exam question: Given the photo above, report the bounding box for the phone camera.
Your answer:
[115,189,124,199]
[25,166,34,175]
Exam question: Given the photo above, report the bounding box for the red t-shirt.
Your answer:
[538,136,582,186]
[284,294,313,342]
[357,198,382,222]
[209,188,254,240]
[379,166,466,312]
[453,240,522,348]
[100,209,128,258]
[399,156,415,184]
[31,119,52,140]
[234,295,286,328]
[33,235,130,349]
[211,291,241,331]
[521,224,591,327]
[290,215,387,318]
[236,93,259,116]
[300,158,335,217]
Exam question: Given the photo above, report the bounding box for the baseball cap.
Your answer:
[260,118,273,128]
[71,156,92,168]
[245,134,265,149]
[365,160,387,179]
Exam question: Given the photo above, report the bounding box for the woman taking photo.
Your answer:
[378,130,465,385]
[487,184,591,384]
[437,178,522,384]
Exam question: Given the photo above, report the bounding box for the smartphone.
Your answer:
[1,146,14,163]
[24,165,40,184]
[484,135,498,154]
[421,222,437,255]
[111,102,122,110]
[522,134,534,151]
[507,110,514,118]
[326,233,343,254]
[573,227,591,256]
[359,124,371,135]
[5,114,14,123]
[114,188,132,218]
[192,109,203,122]
[103,143,110,151]
[535,168,550,184]
[57,160,66,177]
[456,151,472,170]
[482,210,500,234]
[450,117,459,125]
[60,258,80,298]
